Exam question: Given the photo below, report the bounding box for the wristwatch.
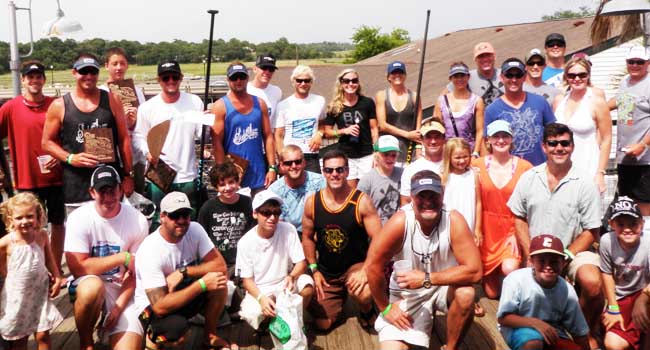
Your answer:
[179,266,188,279]
[422,272,432,289]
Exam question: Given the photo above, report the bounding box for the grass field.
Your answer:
[0,57,347,90]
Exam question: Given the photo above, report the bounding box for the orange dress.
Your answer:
[472,156,532,276]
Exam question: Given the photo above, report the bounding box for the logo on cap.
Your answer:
[97,172,112,179]
[82,58,94,63]
[418,179,433,185]
[233,65,243,70]
[161,62,175,68]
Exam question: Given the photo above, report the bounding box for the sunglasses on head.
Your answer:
[627,59,647,66]
[566,72,588,80]
[282,158,303,167]
[323,166,348,174]
[527,61,545,67]
[77,67,99,76]
[228,74,248,81]
[545,139,572,147]
[504,72,524,79]
[340,78,359,84]
[257,208,282,217]
[295,78,312,84]
[161,74,181,82]
[167,209,191,220]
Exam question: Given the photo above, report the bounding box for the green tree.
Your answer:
[542,6,595,20]
[350,26,410,62]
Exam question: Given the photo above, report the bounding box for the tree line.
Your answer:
[0,37,354,74]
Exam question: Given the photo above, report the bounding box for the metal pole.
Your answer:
[198,9,219,191]
[414,9,431,120]
[8,1,21,96]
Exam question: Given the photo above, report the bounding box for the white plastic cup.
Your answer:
[37,155,52,174]
[393,260,412,280]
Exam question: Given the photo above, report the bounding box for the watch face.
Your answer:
[423,280,432,288]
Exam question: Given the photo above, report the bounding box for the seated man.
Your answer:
[134,192,236,349]
[365,170,481,350]
[236,190,314,326]
[64,165,149,350]
[498,234,589,350]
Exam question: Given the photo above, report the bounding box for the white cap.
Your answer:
[374,135,400,153]
[252,190,284,211]
[160,191,192,213]
[627,45,649,60]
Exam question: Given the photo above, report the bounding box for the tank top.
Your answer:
[439,93,479,150]
[222,95,266,190]
[383,88,416,163]
[61,90,120,203]
[313,189,369,279]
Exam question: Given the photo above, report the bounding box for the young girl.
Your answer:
[0,192,63,350]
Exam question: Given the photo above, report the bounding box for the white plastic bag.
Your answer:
[270,290,307,350]
[239,293,264,330]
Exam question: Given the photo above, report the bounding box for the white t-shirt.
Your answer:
[247,82,282,128]
[399,157,442,196]
[235,222,305,294]
[64,202,149,283]
[133,92,204,182]
[275,94,326,154]
[134,222,215,312]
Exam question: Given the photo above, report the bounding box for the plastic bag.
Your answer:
[239,293,264,330]
[270,290,307,350]
[126,192,156,220]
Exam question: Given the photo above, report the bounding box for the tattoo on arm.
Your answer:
[145,286,167,306]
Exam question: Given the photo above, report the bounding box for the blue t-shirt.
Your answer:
[268,171,325,232]
[542,66,564,88]
[484,93,556,166]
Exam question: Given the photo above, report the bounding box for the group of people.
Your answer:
[0,29,648,350]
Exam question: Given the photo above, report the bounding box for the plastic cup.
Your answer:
[392,260,412,280]
[37,155,52,174]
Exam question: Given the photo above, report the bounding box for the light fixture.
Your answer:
[41,0,82,37]
[600,0,650,16]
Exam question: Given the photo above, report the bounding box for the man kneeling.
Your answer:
[134,192,237,350]
[365,170,482,350]
[236,190,313,326]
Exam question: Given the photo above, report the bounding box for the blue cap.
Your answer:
[411,176,442,195]
[501,59,526,74]
[387,61,406,74]
[227,63,249,78]
[73,57,100,71]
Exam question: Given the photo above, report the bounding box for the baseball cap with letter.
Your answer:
[529,234,566,257]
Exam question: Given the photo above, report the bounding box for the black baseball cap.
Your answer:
[90,165,121,190]
[21,62,46,76]
[545,33,566,47]
[157,60,182,76]
[256,54,277,70]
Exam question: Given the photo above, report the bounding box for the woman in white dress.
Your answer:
[553,57,612,193]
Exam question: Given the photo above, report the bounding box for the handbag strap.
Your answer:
[443,95,460,137]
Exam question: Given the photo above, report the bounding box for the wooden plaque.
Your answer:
[145,159,177,193]
[107,79,139,108]
[147,120,171,163]
[83,128,116,163]
[226,153,249,180]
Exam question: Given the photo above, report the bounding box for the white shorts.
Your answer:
[347,154,374,180]
[375,285,449,348]
[72,275,144,337]
[258,274,314,296]
[566,251,600,283]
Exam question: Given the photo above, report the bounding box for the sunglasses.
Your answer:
[527,61,545,67]
[161,74,181,82]
[260,66,277,72]
[546,42,566,48]
[566,72,588,80]
[323,166,348,174]
[627,59,647,66]
[340,78,359,84]
[282,158,303,167]
[295,78,312,84]
[504,72,524,79]
[545,139,572,147]
[77,67,99,76]
[167,209,191,220]
[228,74,248,81]
[257,208,282,217]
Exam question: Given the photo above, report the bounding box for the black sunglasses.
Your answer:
[257,208,282,217]
[566,72,588,80]
[340,78,359,84]
[295,78,312,84]
[78,67,99,76]
[228,74,248,81]
[282,158,304,167]
[627,59,647,66]
[323,166,348,174]
[260,66,277,72]
[527,61,545,67]
[167,209,191,220]
[545,140,572,147]
[546,42,566,48]
[504,72,524,79]
[161,74,181,82]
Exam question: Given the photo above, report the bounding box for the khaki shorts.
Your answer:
[565,251,600,283]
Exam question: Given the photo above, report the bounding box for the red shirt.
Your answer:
[0,96,63,189]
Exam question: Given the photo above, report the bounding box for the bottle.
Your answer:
[350,115,360,143]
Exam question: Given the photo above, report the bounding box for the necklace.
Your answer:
[411,215,441,273]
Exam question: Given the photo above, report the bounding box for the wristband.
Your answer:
[606,310,621,315]
[308,263,318,272]
[414,145,423,149]
[334,129,339,138]
[471,152,480,158]
[66,153,74,164]
[268,165,278,172]
[563,249,575,260]
[123,251,131,268]
[381,303,392,316]
[198,278,207,292]
[257,293,265,302]
[608,304,620,312]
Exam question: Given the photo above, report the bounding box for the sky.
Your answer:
[1,0,599,45]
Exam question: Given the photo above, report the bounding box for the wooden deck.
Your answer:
[26,287,509,350]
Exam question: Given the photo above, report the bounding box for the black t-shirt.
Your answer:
[324,95,376,158]
[197,195,254,266]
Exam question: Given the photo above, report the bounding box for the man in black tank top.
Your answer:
[43,53,134,212]
[302,149,382,331]
[375,61,423,165]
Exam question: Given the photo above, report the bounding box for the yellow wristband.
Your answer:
[123,251,131,268]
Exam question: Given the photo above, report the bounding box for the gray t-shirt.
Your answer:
[616,74,650,165]
[357,167,404,224]
[523,82,561,108]
[599,232,650,299]
[448,68,504,106]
